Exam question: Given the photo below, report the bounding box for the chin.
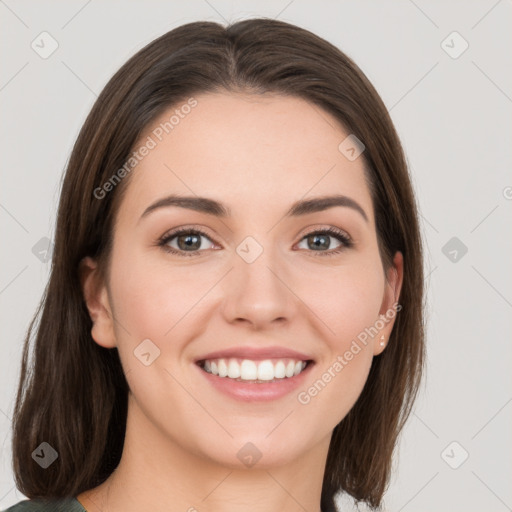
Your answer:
[196,435,305,470]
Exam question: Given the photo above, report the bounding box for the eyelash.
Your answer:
[156,225,353,258]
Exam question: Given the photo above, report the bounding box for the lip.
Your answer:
[194,346,314,363]
[195,360,315,402]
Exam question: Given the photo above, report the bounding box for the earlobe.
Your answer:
[374,251,404,356]
[79,256,117,349]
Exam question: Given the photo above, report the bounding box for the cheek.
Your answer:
[300,257,385,346]
[107,252,205,430]
[108,247,206,341]
[296,344,374,438]
[294,264,383,428]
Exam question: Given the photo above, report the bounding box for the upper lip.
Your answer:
[195,346,315,363]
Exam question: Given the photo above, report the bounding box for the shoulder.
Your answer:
[3,498,86,512]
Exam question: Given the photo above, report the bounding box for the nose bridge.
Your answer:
[221,234,295,327]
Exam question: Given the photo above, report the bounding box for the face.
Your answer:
[81,92,403,469]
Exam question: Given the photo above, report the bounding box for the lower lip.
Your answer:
[195,362,314,402]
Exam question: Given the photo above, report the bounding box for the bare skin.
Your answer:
[78,92,403,512]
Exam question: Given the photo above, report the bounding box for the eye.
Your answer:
[157,227,217,257]
[296,227,353,256]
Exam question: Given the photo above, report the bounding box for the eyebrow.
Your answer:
[139,194,369,223]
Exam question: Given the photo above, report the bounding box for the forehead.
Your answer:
[119,92,373,223]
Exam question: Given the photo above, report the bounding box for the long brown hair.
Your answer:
[11,18,425,511]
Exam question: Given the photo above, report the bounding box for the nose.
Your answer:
[220,244,296,330]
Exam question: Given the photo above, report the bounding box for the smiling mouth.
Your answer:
[196,357,314,383]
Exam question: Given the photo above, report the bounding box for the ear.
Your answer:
[79,256,117,349]
[373,251,403,356]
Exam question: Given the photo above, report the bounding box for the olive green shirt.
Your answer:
[3,498,86,511]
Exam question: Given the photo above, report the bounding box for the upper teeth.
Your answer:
[202,358,308,381]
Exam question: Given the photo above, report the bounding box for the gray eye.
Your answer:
[297,233,343,252]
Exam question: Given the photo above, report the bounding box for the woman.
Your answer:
[7,17,425,512]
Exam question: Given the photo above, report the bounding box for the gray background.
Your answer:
[1,1,511,511]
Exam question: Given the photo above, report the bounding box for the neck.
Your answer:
[77,393,331,512]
